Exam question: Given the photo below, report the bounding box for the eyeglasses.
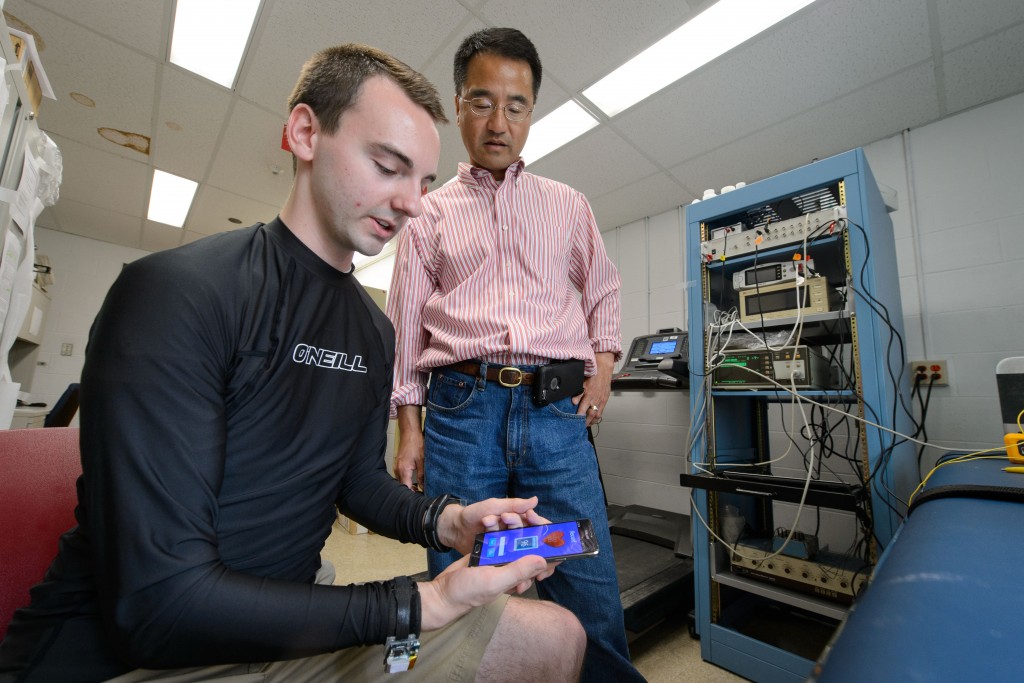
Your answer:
[460,97,533,123]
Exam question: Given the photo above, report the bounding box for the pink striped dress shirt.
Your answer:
[388,160,622,414]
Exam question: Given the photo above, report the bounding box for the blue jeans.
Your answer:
[423,363,645,683]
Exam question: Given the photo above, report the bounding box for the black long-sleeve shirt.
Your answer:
[0,219,433,682]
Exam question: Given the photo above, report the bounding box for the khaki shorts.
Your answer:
[107,594,508,683]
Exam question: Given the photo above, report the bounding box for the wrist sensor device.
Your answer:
[384,576,420,673]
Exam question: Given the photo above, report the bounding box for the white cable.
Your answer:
[727,365,998,452]
[694,291,820,560]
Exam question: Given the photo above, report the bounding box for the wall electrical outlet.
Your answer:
[60,342,73,356]
[910,360,948,386]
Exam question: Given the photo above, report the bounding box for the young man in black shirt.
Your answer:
[0,44,584,683]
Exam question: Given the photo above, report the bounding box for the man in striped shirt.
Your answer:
[388,27,644,683]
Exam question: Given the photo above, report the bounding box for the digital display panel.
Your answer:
[649,340,677,355]
[745,264,781,286]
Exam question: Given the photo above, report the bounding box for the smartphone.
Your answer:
[532,360,585,406]
[469,519,599,567]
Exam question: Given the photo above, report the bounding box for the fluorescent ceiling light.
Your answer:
[170,0,261,88]
[148,170,199,228]
[521,101,600,165]
[584,0,816,117]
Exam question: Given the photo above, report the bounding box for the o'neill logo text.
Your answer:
[292,343,367,373]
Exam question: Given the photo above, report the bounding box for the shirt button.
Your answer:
[502,224,508,231]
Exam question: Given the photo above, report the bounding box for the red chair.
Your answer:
[0,427,81,640]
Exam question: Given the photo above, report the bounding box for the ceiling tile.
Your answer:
[935,0,1024,50]
[51,198,142,248]
[589,172,688,230]
[614,0,932,168]
[5,1,158,157]
[48,135,150,216]
[13,0,169,59]
[204,100,294,204]
[668,63,940,202]
[181,230,208,245]
[152,65,233,181]
[186,185,280,236]
[237,0,471,113]
[529,125,660,200]
[478,0,700,94]
[942,23,1024,115]
[140,220,185,252]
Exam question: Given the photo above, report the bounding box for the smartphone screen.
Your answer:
[470,519,598,567]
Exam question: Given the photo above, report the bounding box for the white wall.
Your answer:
[28,228,150,410]
[353,251,397,292]
[596,208,693,514]
[862,91,1024,458]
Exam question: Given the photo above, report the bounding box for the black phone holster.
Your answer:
[532,359,585,407]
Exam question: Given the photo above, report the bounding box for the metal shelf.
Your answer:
[710,389,858,402]
[711,568,849,622]
[685,149,916,682]
[681,471,865,512]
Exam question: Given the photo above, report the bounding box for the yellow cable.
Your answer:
[907,449,1006,507]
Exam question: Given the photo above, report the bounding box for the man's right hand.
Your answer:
[394,405,425,490]
[417,554,555,631]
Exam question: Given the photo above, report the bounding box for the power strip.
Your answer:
[730,540,868,604]
[701,207,842,260]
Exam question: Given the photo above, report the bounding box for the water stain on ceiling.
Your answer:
[98,127,151,155]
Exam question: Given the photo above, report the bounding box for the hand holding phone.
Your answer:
[469,519,599,567]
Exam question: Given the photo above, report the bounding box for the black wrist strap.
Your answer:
[422,493,462,552]
[392,575,419,638]
[384,577,421,673]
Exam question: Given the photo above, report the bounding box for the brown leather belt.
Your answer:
[449,361,536,387]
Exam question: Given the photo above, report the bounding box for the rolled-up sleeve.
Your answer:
[568,192,622,362]
[387,222,435,417]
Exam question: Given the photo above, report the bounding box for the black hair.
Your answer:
[453,28,542,101]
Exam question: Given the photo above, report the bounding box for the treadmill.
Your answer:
[605,329,694,634]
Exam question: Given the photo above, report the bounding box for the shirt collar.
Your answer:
[457,158,525,189]
[266,216,354,284]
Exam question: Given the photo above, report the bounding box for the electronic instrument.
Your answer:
[700,207,840,260]
[713,346,831,389]
[612,330,689,390]
[733,258,814,291]
[738,276,832,323]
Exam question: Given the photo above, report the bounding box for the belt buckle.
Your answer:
[498,366,523,387]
